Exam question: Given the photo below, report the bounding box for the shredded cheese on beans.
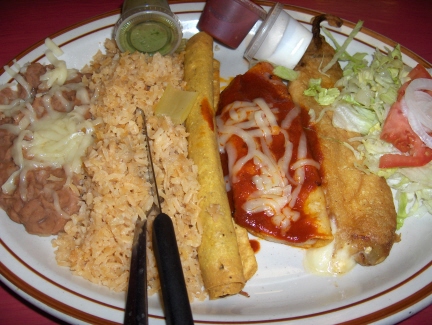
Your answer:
[1,39,97,204]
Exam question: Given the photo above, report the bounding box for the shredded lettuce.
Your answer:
[273,66,299,81]
[388,172,432,228]
[304,78,340,106]
[321,20,364,73]
[333,103,379,133]
[396,191,409,229]
[321,24,432,228]
[332,45,410,129]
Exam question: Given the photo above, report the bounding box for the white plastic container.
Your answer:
[244,3,312,68]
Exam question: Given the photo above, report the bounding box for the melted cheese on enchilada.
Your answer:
[217,62,332,247]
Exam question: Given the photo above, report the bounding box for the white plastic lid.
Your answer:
[244,2,312,69]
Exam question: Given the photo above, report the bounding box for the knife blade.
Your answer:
[124,218,148,325]
[138,109,194,325]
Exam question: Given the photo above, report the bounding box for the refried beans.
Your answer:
[0,48,95,236]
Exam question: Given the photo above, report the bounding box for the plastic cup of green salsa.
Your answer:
[114,0,182,55]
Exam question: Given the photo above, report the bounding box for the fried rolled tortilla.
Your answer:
[217,62,333,249]
[184,32,257,299]
[288,15,397,270]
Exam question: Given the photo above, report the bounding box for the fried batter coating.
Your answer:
[288,15,397,266]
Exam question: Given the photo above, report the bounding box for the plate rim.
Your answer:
[0,1,431,324]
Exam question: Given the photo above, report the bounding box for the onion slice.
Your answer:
[401,78,432,149]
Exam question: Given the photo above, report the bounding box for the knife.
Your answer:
[124,109,150,325]
[124,218,148,325]
[138,109,194,325]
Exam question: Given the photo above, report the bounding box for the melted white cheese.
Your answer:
[304,221,356,275]
[217,98,319,234]
[2,107,95,200]
[40,46,68,88]
[3,65,32,101]
[1,39,96,202]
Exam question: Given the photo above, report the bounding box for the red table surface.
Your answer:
[0,0,431,324]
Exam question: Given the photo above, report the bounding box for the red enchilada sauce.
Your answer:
[216,62,324,245]
[201,97,214,131]
[249,239,261,253]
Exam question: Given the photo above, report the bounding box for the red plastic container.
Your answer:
[197,0,267,49]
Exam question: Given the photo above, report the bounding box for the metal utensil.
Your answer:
[138,109,194,325]
[124,218,148,325]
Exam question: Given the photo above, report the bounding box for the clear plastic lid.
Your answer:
[244,3,283,63]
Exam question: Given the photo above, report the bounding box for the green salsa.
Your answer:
[129,21,170,53]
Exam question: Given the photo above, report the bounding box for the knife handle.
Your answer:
[152,213,194,325]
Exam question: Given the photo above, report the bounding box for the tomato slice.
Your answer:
[379,64,432,168]
[379,151,432,168]
[407,63,432,80]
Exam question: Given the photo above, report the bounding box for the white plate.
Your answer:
[0,2,431,324]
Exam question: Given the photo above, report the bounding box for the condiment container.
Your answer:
[244,2,312,68]
[114,0,182,55]
[197,0,267,49]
